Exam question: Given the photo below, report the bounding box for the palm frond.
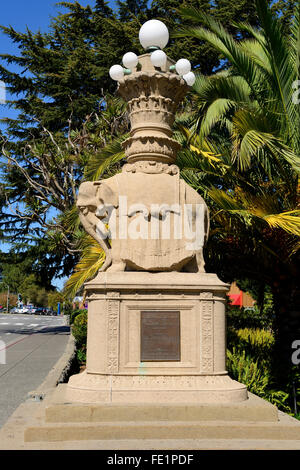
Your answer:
[199,97,235,141]
[232,108,300,177]
[264,211,300,237]
[175,8,269,92]
[254,0,298,151]
[64,236,105,298]
[208,187,300,238]
[84,135,127,181]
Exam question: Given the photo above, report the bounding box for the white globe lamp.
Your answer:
[122,52,138,69]
[183,71,196,86]
[109,64,125,81]
[151,50,167,68]
[139,19,169,51]
[175,59,191,76]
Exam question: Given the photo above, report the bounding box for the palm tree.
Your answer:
[173,0,300,388]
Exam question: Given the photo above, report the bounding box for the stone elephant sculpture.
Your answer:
[77,170,209,273]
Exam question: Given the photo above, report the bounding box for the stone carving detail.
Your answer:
[118,72,187,164]
[123,161,179,175]
[200,292,214,299]
[201,299,214,372]
[107,299,120,373]
[110,375,232,389]
[69,371,234,389]
[107,291,120,299]
[118,73,187,111]
[122,135,181,164]
[128,96,175,129]
[86,292,98,300]
[77,175,209,273]
[76,54,210,274]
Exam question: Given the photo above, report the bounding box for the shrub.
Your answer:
[227,327,293,413]
[226,304,274,330]
[227,346,290,413]
[72,311,87,363]
[227,327,274,364]
[227,348,269,395]
[76,348,87,364]
[70,309,86,325]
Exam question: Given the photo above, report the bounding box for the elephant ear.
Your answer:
[77,181,99,208]
[97,181,119,208]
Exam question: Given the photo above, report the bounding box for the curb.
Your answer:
[27,319,76,402]
[0,318,78,449]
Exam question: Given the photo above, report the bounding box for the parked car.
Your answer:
[46,308,57,316]
[21,306,30,314]
[35,307,47,315]
[23,305,37,314]
[12,307,22,313]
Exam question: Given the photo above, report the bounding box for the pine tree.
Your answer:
[117,0,149,21]
[0,2,135,277]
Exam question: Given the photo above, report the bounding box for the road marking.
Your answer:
[29,324,39,327]
[15,323,24,326]
[0,323,9,325]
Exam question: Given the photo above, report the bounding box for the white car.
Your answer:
[20,306,32,314]
[13,307,24,313]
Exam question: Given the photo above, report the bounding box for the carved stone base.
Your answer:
[65,370,247,403]
[65,272,248,404]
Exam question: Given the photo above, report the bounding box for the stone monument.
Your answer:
[24,20,300,447]
[64,20,247,404]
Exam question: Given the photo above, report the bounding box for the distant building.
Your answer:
[227,282,256,308]
[72,296,87,310]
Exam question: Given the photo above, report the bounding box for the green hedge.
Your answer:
[68,309,87,325]
[227,327,294,414]
[226,304,274,330]
[71,311,88,363]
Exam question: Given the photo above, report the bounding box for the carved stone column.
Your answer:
[118,54,187,165]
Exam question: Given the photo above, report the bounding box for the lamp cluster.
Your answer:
[109,19,196,87]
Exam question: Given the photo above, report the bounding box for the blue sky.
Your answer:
[0,0,121,290]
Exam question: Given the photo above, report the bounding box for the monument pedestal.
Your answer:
[65,272,247,404]
[22,272,300,446]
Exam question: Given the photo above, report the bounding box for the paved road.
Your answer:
[0,313,70,428]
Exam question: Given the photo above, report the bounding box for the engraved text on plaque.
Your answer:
[141,311,180,361]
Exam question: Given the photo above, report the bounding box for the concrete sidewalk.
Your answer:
[0,323,77,450]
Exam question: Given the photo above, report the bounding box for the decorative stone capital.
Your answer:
[122,161,179,175]
[122,134,181,164]
[117,54,188,165]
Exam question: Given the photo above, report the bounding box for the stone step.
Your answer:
[24,415,300,443]
[45,399,278,424]
[22,438,300,450]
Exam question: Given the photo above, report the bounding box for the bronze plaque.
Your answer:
[141,311,180,362]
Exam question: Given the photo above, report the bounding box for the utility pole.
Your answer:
[6,284,9,313]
